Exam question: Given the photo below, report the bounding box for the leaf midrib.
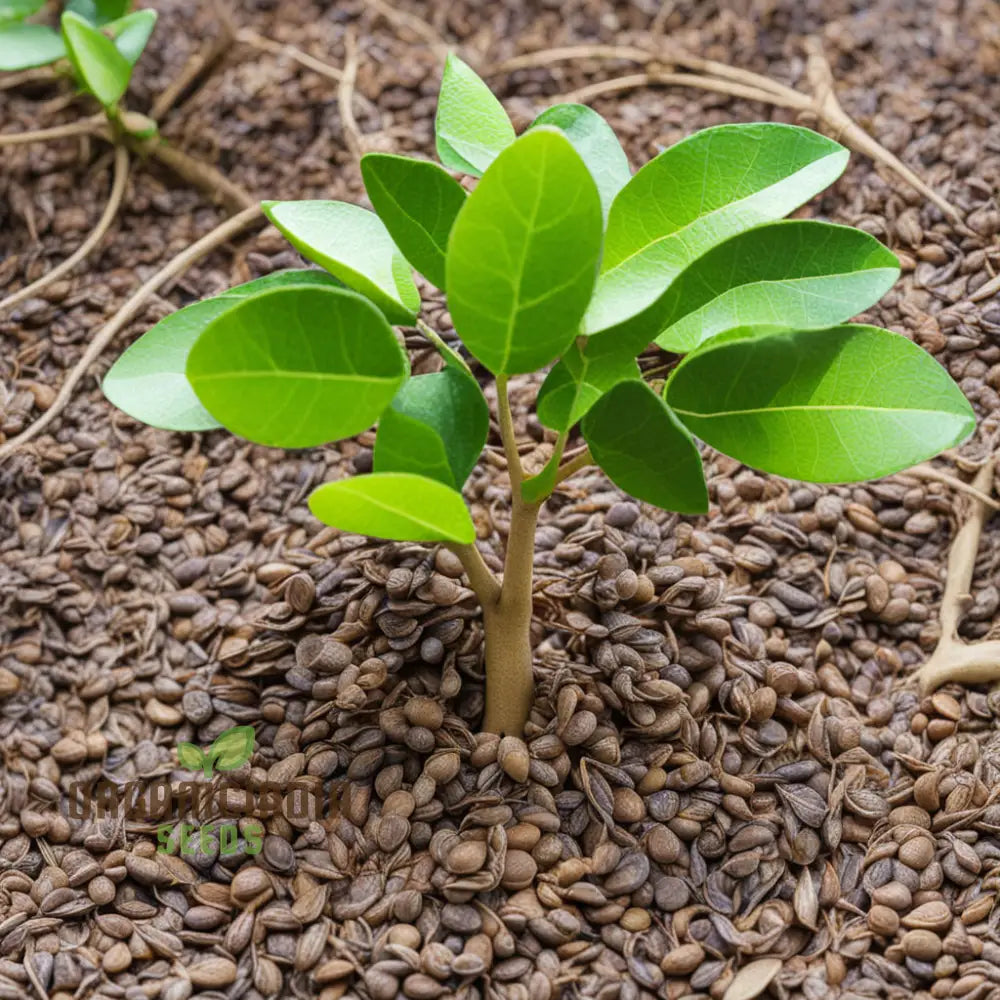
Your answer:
[674,403,961,419]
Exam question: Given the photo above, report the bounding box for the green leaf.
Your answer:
[176,742,205,772]
[309,472,476,543]
[584,123,849,336]
[374,368,489,488]
[64,0,129,25]
[435,52,515,176]
[529,104,629,223]
[446,129,603,375]
[61,10,131,107]
[103,270,343,432]
[666,324,975,483]
[582,380,708,514]
[0,0,43,23]
[104,8,155,64]
[536,336,640,432]
[186,284,408,448]
[0,22,65,69]
[361,153,466,290]
[262,200,420,324]
[209,725,255,771]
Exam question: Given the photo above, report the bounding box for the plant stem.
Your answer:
[495,375,523,493]
[0,116,102,145]
[445,542,500,605]
[553,446,593,486]
[415,318,471,374]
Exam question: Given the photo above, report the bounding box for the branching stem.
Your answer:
[495,375,523,493]
[0,116,102,146]
[415,318,471,374]
[554,446,593,485]
[446,543,501,606]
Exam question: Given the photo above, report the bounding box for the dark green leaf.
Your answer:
[209,726,255,771]
[176,742,205,772]
[536,336,640,432]
[186,284,408,448]
[582,380,708,514]
[446,128,603,374]
[103,270,343,432]
[374,368,489,488]
[61,10,131,106]
[666,324,975,482]
[361,153,466,289]
[0,22,64,69]
[0,0,44,23]
[585,123,849,336]
[309,472,476,543]
[262,200,420,323]
[435,52,515,176]
[104,8,155,64]
[529,103,629,222]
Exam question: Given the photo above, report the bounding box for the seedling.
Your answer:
[104,54,975,737]
[176,725,255,779]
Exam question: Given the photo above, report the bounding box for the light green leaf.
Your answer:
[0,0,44,23]
[435,52,515,176]
[186,284,408,448]
[529,104,630,222]
[309,472,476,543]
[262,200,420,324]
[446,129,603,375]
[374,368,489,488]
[103,270,343,432]
[666,323,975,482]
[176,742,205,772]
[536,336,640,432]
[585,123,849,336]
[104,8,155,64]
[209,725,255,771]
[65,0,129,24]
[61,11,131,107]
[361,153,466,290]
[0,22,65,69]
[582,380,708,514]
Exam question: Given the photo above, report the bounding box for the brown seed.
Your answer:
[888,806,931,829]
[315,959,355,983]
[231,866,272,903]
[501,850,537,891]
[446,840,487,875]
[189,957,238,987]
[868,905,900,936]
[0,667,20,698]
[404,696,444,730]
[102,942,132,973]
[145,698,183,726]
[620,907,651,932]
[660,943,704,975]
[902,901,953,934]
[898,835,935,871]
[930,692,961,721]
[497,736,530,784]
[901,929,942,961]
[611,787,645,824]
[871,881,912,911]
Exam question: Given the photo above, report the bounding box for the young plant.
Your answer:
[0,0,156,120]
[176,725,255,780]
[104,54,975,737]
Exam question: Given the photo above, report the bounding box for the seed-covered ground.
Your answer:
[2,1,1000,999]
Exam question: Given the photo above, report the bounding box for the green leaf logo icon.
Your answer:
[176,725,254,778]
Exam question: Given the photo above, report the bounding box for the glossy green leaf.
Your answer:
[309,472,476,543]
[582,380,708,514]
[361,153,466,289]
[103,270,343,432]
[374,368,489,488]
[0,22,64,69]
[584,123,849,336]
[666,324,975,482]
[61,11,131,107]
[536,337,640,432]
[209,726,255,771]
[446,129,603,374]
[262,200,420,323]
[176,742,205,772]
[65,0,129,24]
[0,0,43,22]
[529,104,629,222]
[435,52,515,176]
[186,284,408,448]
[104,8,155,64]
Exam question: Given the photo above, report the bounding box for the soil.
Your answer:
[2,1,1000,999]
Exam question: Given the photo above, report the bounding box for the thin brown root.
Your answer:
[802,37,965,227]
[0,146,130,315]
[150,25,234,121]
[338,28,363,159]
[236,29,343,83]
[915,459,999,695]
[0,116,102,146]
[490,44,654,75]
[906,463,1000,512]
[0,205,264,463]
[365,0,450,57]
[0,67,57,91]
[136,140,254,212]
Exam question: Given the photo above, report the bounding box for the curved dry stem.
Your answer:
[0,205,264,462]
[446,543,501,606]
[0,67,57,91]
[136,140,255,212]
[0,116,103,146]
[236,29,343,83]
[365,0,450,56]
[906,463,1000,512]
[915,460,998,695]
[338,28,363,159]
[0,145,130,315]
[553,446,593,486]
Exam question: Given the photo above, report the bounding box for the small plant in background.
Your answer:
[104,54,975,738]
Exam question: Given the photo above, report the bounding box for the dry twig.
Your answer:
[0,146,130,315]
[236,29,343,83]
[365,0,450,57]
[0,205,264,462]
[338,28,363,159]
[0,116,103,146]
